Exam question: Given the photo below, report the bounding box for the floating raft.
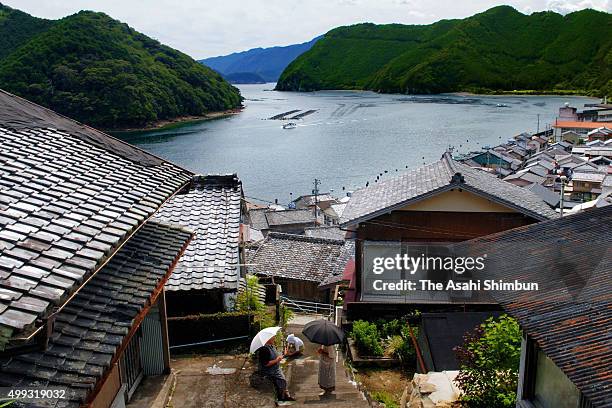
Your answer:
[268,110,300,120]
[288,110,317,120]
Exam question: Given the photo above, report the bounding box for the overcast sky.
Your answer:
[4,0,610,59]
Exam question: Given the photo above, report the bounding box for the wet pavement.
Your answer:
[168,354,276,408]
[128,314,368,407]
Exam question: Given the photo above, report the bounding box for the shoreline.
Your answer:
[273,85,598,99]
[450,91,597,98]
[105,108,243,133]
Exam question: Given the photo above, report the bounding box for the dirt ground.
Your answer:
[354,367,412,408]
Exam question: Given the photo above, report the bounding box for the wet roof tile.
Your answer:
[248,232,352,283]
[341,152,557,226]
[454,207,611,407]
[0,221,191,406]
[0,107,192,347]
[153,175,243,291]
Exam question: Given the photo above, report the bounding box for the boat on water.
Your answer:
[282,122,297,129]
[496,103,509,108]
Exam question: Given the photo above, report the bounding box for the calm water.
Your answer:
[116,85,596,203]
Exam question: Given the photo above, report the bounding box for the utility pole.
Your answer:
[313,178,320,226]
[559,175,566,217]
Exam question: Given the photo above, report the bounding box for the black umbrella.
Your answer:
[302,319,345,346]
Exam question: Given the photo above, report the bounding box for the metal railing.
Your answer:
[280,296,334,316]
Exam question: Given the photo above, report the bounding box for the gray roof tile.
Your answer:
[0,221,191,405]
[341,152,557,226]
[0,95,193,347]
[153,175,242,292]
[248,232,352,284]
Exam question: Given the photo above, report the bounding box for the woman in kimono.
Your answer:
[317,344,336,395]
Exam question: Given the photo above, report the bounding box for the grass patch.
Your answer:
[355,367,411,408]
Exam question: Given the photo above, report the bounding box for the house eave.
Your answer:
[340,182,553,228]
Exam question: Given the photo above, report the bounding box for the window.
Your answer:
[521,338,584,408]
[532,351,580,408]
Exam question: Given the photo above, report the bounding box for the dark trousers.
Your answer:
[270,375,287,399]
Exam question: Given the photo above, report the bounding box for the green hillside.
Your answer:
[0,4,53,60]
[277,6,612,96]
[0,4,241,129]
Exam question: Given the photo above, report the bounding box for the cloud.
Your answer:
[546,0,611,13]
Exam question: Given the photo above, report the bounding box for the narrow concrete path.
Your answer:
[285,321,369,408]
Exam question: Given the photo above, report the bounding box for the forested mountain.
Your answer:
[276,6,612,96]
[201,36,321,83]
[0,3,241,129]
[0,4,53,60]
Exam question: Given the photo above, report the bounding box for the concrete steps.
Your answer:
[286,357,368,407]
[283,319,368,408]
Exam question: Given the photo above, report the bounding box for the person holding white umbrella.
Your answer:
[250,326,296,403]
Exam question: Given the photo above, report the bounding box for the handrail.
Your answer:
[280,296,334,316]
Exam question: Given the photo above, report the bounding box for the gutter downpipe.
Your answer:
[408,323,427,374]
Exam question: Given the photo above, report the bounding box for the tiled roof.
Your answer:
[248,208,316,231]
[247,233,350,283]
[0,95,192,349]
[503,171,545,184]
[341,153,557,226]
[294,194,336,206]
[304,226,347,241]
[453,206,611,407]
[153,175,242,291]
[0,221,192,407]
[572,172,606,183]
[553,121,610,129]
[319,240,355,288]
[524,183,560,208]
[265,209,314,226]
[248,208,270,231]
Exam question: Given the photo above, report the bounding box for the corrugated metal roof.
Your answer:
[553,121,610,129]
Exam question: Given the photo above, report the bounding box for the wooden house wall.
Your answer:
[277,278,328,302]
[356,210,537,242]
[351,210,538,302]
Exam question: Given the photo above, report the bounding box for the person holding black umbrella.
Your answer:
[302,319,345,397]
[317,344,336,395]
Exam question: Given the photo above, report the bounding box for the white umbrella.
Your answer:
[249,326,281,354]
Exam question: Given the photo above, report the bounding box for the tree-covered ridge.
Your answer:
[276,6,612,96]
[0,3,53,60]
[0,6,242,129]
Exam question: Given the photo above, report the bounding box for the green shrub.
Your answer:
[279,304,294,328]
[454,315,521,408]
[234,274,264,313]
[377,318,402,338]
[351,320,384,356]
[386,334,416,365]
[235,275,275,330]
